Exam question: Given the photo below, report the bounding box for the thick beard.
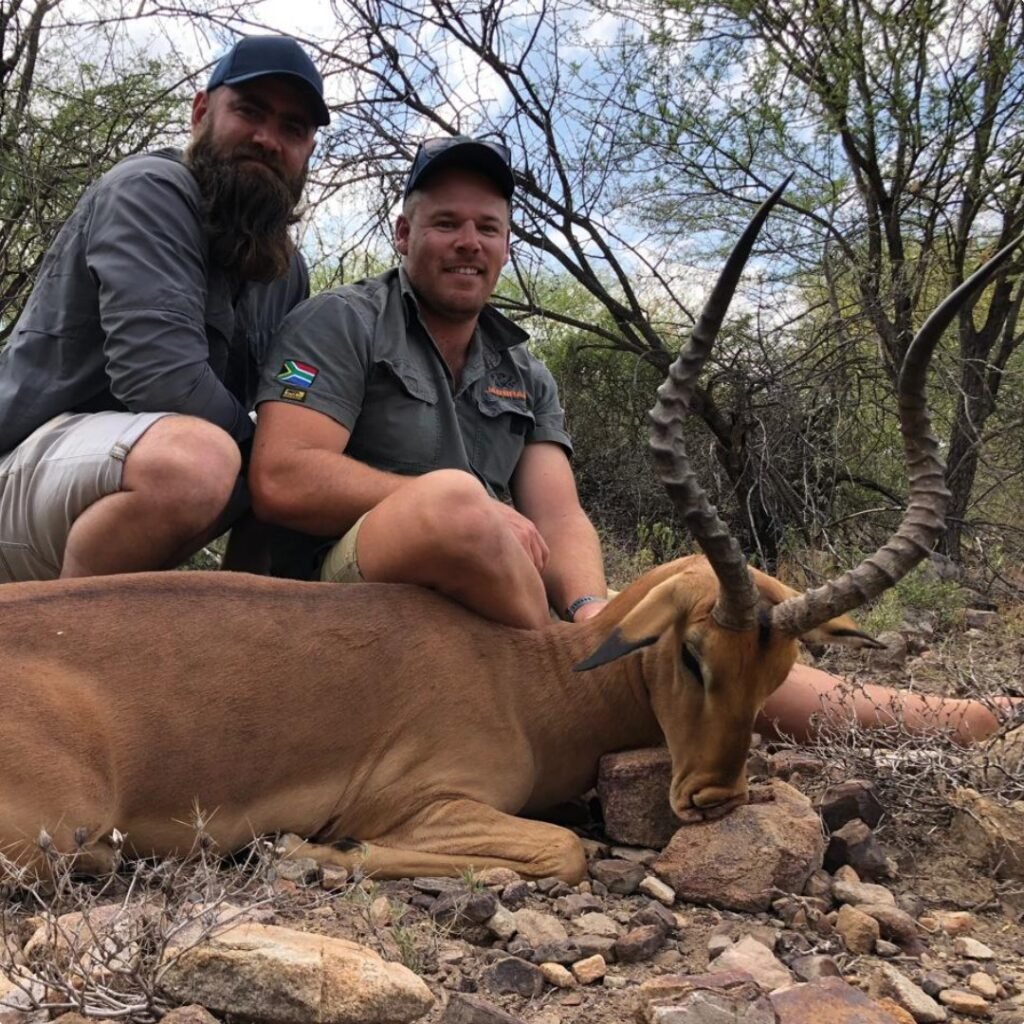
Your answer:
[185,127,307,284]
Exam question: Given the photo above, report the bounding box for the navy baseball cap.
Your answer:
[405,136,515,199]
[207,36,330,126]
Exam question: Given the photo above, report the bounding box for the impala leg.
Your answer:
[278,800,588,883]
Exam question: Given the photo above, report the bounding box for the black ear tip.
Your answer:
[573,629,657,672]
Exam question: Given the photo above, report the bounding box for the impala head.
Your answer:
[577,183,1024,822]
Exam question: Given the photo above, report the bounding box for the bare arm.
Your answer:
[249,401,409,535]
[511,442,607,620]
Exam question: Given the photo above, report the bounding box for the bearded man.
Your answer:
[0,35,327,582]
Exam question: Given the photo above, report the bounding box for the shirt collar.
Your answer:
[396,266,529,353]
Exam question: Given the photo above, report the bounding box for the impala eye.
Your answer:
[681,645,704,685]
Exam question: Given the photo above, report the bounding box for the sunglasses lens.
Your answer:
[417,136,510,166]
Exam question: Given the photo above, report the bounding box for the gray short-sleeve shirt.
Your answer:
[257,267,572,501]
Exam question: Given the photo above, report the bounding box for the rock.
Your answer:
[629,904,676,933]
[639,875,676,906]
[836,904,881,954]
[834,865,860,883]
[441,993,526,1023]
[713,935,792,991]
[876,998,919,1024]
[939,989,993,1018]
[484,906,517,940]
[573,934,617,961]
[653,949,685,969]
[500,881,530,906]
[571,954,607,985]
[858,905,925,956]
[969,973,999,999]
[930,911,975,936]
[803,869,833,901]
[571,912,620,938]
[158,921,433,1023]
[613,925,665,963]
[653,780,824,912]
[557,893,603,917]
[790,954,842,982]
[483,957,544,999]
[955,937,996,960]
[611,846,660,865]
[767,750,826,780]
[875,963,948,1022]
[876,940,901,957]
[832,879,896,907]
[638,972,774,1024]
[432,891,499,926]
[275,856,320,884]
[321,866,350,890]
[509,909,568,946]
[818,780,885,831]
[707,933,733,960]
[950,789,1024,881]
[964,609,999,629]
[824,819,896,880]
[596,747,678,848]
[921,970,959,997]
[539,962,577,989]
[530,941,582,966]
[475,868,522,887]
[589,859,645,894]
[160,1008,220,1024]
[604,973,628,990]
[772,977,914,1023]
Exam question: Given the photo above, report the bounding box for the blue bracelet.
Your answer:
[565,595,607,621]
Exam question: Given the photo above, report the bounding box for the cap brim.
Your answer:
[220,70,330,126]
[406,143,514,198]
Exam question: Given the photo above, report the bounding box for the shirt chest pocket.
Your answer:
[349,357,443,471]
[470,394,534,494]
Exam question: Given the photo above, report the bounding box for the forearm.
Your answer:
[250,448,409,535]
[536,509,607,618]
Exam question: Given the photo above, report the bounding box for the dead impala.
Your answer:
[1,187,1019,882]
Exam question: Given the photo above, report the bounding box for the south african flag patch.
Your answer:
[275,360,319,388]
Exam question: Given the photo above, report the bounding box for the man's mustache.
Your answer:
[232,146,286,178]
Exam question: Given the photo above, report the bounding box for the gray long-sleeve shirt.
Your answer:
[0,149,309,454]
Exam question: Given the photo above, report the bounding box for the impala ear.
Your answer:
[574,577,693,672]
[801,616,885,649]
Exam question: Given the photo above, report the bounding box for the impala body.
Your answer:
[0,559,866,881]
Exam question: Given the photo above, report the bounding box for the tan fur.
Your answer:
[0,558,870,881]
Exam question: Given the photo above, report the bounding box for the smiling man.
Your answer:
[0,35,327,582]
[250,137,608,628]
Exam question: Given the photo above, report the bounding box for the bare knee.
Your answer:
[123,417,240,527]
[402,471,502,567]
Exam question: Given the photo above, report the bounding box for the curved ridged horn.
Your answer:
[649,179,791,631]
[772,229,1024,636]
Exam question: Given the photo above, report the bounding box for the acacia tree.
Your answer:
[618,0,1024,561]
[0,0,184,339]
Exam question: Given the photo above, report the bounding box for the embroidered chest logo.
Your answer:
[276,360,319,388]
[485,386,527,400]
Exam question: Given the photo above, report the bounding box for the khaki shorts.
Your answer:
[0,411,169,582]
[319,512,369,583]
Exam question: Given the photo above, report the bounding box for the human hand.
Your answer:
[494,502,549,572]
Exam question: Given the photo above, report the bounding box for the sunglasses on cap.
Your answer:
[405,136,515,198]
